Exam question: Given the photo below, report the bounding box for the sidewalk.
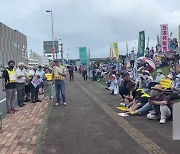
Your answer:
[0,96,48,154]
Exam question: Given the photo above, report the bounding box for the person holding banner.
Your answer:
[29,67,41,103]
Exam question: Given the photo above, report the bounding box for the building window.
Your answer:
[47,55,52,57]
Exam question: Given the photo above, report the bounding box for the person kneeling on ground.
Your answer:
[147,84,172,124]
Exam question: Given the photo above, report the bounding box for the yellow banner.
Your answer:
[160,79,172,89]
[110,42,119,62]
[156,55,161,61]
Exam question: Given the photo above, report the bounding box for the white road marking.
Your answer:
[0,98,6,104]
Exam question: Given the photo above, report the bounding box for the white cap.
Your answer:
[17,62,24,67]
[167,74,173,79]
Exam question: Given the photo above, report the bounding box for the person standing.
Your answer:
[53,60,67,106]
[82,65,88,80]
[68,64,74,81]
[16,62,26,107]
[130,51,135,68]
[36,65,45,95]
[44,67,53,100]
[29,67,41,103]
[2,61,18,114]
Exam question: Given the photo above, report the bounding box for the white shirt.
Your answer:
[35,70,45,79]
[16,68,26,83]
[130,53,135,61]
[29,70,35,76]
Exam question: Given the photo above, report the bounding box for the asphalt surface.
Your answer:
[40,74,180,154]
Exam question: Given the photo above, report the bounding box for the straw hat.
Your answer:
[151,84,163,91]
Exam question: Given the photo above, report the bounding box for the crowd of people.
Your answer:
[2,60,67,114]
[75,47,180,124]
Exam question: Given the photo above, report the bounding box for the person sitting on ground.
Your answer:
[127,89,150,114]
[120,82,137,107]
[139,70,153,90]
[149,69,165,89]
[119,72,135,100]
[172,74,180,92]
[164,74,180,100]
[147,84,172,124]
[154,69,165,83]
[108,73,119,95]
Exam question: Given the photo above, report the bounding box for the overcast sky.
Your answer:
[1,0,180,59]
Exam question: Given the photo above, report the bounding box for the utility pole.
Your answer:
[59,40,64,65]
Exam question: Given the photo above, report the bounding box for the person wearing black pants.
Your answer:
[83,70,87,80]
[30,84,40,103]
[68,64,74,81]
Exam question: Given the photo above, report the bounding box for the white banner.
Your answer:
[160,24,169,52]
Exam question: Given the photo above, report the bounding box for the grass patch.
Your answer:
[98,80,107,86]
[172,99,180,104]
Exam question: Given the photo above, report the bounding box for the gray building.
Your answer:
[0,22,28,66]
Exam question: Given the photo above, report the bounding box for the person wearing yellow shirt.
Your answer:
[53,60,67,106]
[44,67,53,100]
[2,61,19,114]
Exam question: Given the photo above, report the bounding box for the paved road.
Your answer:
[40,74,180,154]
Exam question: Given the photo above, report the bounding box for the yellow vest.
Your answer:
[45,73,53,81]
[6,69,16,83]
[53,66,65,80]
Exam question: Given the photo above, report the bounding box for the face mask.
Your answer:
[9,66,14,69]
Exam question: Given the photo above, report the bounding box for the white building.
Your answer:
[28,51,49,66]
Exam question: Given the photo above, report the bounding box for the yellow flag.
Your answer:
[112,42,119,62]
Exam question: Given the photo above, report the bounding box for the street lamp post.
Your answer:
[46,10,56,60]
[59,39,64,65]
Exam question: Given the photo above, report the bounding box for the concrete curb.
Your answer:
[34,99,53,154]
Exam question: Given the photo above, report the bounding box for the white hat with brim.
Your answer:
[17,62,24,67]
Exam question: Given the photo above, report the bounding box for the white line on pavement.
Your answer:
[0,98,6,104]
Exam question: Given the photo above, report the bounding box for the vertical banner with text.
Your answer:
[79,47,87,65]
[160,24,169,52]
[112,42,119,62]
[138,31,145,57]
